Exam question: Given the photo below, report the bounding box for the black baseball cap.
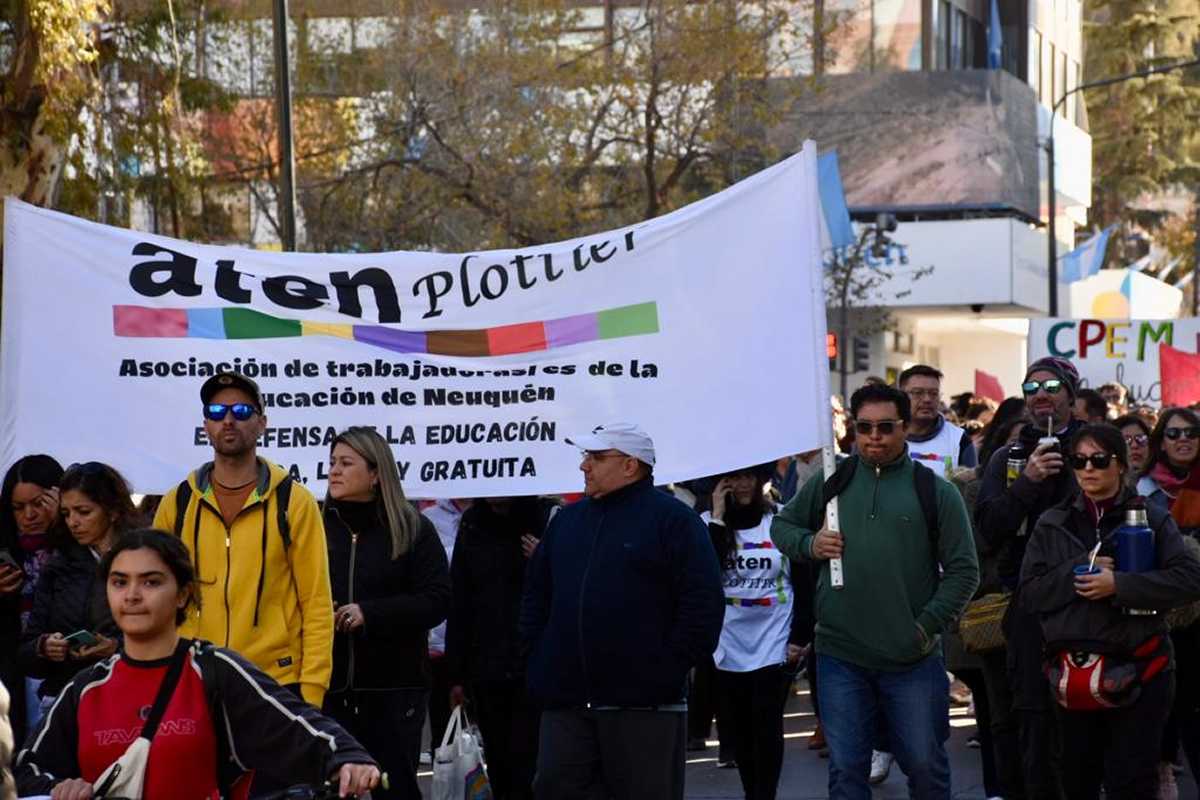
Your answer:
[200,372,264,411]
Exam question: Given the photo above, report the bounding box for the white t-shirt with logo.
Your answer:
[908,416,967,477]
[702,511,793,673]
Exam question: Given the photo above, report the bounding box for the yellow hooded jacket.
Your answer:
[153,459,333,707]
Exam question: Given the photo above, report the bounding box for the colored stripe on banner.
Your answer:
[112,301,660,357]
[739,541,775,550]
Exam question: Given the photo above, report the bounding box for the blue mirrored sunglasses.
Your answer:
[203,402,257,422]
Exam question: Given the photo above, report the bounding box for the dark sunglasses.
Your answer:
[1021,379,1065,396]
[1070,452,1114,470]
[1164,427,1200,441]
[1123,433,1149,446]
[854,419,900,435]
[203,402,257,422]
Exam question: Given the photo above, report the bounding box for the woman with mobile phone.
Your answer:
[0,454,65,744]
[322,427,451,800]
[18,462,137,713]
[702,464,807,800]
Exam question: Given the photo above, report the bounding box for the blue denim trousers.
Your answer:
[817,651,951,800]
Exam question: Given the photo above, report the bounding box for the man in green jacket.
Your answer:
[771,383,978,800]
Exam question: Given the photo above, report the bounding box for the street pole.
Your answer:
[1193,194,1200,317]
[1045,57,1200,317]
[272,0,298,251]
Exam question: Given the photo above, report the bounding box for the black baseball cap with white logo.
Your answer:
[200,372,264,411]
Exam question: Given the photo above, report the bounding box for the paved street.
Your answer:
[684,682,1200,800]
[420,680,1200,799]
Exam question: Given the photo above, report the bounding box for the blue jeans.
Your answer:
[817,651,951,800]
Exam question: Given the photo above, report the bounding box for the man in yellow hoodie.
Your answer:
[154,372,333,708]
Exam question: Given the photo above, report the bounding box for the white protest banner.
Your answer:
[2,144,830,498]
[1027,318,1200,407]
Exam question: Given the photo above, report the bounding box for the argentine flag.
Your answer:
[1059,225,1116,283]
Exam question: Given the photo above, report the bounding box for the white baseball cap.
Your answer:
[566,422,656,466]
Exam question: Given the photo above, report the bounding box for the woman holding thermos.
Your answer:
[323,426,452,800]
[1021,424,1200,799]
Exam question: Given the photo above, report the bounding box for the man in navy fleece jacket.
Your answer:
[521,422,723,800]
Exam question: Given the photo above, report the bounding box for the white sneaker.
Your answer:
[869,750,893,784]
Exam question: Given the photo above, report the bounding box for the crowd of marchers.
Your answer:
[1,361,1200,800]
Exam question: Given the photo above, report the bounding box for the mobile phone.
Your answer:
[64,630,100,648]
[0,550,20,572]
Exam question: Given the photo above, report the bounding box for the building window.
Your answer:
[1058,50,1069,117]
[873,0,923,72]
[1031,31,1043,102]
[950,8,964,68]
[1046,42,1056,107]
[936,0,950,70]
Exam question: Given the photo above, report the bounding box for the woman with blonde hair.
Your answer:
[322,426,452,800]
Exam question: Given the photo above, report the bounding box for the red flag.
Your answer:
[1160,344,1200,407]
[975,369,1005,403]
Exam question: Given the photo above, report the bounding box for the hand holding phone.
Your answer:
[64,629,100,649]
[0,551,22,595]
[0,550,20,571]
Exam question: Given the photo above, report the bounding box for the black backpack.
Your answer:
[816,455,941,554]
[171,476,294,549]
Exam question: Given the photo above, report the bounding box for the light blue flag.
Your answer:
[818,151,854,251]
[1059,226,1115,282]
[988,0,1003,69]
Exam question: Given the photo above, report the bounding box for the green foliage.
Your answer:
[1084,0,1200,268]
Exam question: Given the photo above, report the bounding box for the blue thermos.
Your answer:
[1115,498,1157,616]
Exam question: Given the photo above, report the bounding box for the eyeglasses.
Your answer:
[905,389,940,400]
[854,420,900,435]
[581,450,626,462]
[1070,452,1114,470]
[1123,434,1149,446]
[203,403,257,422]
[1021,379,1065,396]
[1164,427,1200,441]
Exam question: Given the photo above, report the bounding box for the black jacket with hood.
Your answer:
[1020,488,1200,658]
[324,500,451,692]
[17,540,120,698]
[445,497,559,687]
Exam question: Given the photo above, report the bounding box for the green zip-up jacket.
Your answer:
[770,449,979,671]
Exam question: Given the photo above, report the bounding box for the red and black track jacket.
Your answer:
[15,639,375,798]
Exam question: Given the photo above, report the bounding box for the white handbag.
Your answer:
[431,705,492,800]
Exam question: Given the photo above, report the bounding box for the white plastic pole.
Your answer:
[822,444,844,588]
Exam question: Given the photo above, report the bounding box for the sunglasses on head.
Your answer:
[854,420,900,435]
[203,402,257,422]
[1164,427,1200,441]
[1070,452,1115,470]
[1021,379,1065,396]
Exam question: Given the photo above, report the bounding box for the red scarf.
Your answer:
[1149,461,1200,529]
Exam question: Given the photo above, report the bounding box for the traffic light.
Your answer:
[827,333,838,370]
[852,336,869,373]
